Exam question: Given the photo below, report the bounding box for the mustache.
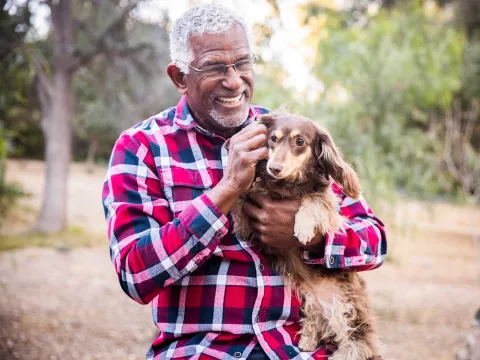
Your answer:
[211,85,251,99]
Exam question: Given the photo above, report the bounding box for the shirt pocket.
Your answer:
[160,167,213,217]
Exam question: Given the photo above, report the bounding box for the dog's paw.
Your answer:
[294,224,316,245]
[294,204,317,245]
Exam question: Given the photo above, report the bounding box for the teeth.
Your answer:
[217,94,243,103]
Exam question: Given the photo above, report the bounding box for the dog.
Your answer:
[232,111,381,360]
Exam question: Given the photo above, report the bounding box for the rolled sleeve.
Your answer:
[301,189,387,272]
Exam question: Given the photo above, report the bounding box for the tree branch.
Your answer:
[104,43,152,58]
[36,73,52,135]
[26,47,54,98]
[71,0,139,71]
[433,99,480,201]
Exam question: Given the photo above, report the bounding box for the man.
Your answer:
[102,4,387,360]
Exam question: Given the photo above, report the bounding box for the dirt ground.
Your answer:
[1,160,480,360]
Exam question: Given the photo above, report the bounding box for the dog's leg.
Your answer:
[298,288,376,360]
[365,332,382,359]
[294,193,344,246]
[297,290,324,352]
[298,279,343,353]
[298,317,321,352]
[294,197,319,245]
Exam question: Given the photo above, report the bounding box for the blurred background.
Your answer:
[1,0,479,359]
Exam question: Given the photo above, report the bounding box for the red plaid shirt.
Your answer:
[102,95,387,360]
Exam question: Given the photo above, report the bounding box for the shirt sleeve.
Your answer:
[300,184,387,271]
[102,132,229,304]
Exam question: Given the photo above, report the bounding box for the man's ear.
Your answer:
[167,63,188,94]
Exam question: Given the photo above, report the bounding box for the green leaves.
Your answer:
[305,3,466,200]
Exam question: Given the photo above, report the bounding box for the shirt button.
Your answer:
[234,352,242,358]
[259,264,264,272]
[255,315,260,323]
[329,256,335,265]
[214,231,222,239]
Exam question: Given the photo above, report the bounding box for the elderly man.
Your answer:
[102,4,386,360]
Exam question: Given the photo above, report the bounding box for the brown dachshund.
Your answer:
[232,111,381,360]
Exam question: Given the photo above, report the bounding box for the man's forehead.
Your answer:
[189,23,250,61]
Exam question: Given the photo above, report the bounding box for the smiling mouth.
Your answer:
[215,92,245,106]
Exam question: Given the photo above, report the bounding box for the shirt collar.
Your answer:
[173,94,258,135]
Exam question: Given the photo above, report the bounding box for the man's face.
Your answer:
[184,23,254,134]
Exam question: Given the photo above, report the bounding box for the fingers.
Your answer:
[246,193,268,208]
[244,133,267,151]
[247,146,269,162]
[231,124,267,149]
[236,123,267,141]
[220,123,268,194]
[248,219,265,235]
[242,201,262,221]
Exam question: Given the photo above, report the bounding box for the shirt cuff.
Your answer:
[300,232,333,266]
[178,193,229,247]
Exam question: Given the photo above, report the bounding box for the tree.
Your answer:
[430,100,480,203]
[300,2,465,198]
[30,0,155,233]
[73,19,177,169]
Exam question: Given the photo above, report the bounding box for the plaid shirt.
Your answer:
[102,95,387,360]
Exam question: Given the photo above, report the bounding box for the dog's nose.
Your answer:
[268,164,283,175]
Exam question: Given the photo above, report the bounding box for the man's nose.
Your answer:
[222,66,243,90]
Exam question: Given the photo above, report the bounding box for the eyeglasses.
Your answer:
[180,53,258,77]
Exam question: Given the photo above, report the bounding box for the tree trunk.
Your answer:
[35,0,74,233]
[36,70,73,233]
[33,0,140,232]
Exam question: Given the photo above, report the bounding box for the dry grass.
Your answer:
[0,224,105,252]
[363,199,480,360]
[1,159,479,360]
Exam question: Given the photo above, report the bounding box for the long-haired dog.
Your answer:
[232,112,381,360]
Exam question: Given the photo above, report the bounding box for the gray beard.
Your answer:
[208,106,250,129]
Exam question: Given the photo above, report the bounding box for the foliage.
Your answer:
[0,1,30,230]
[0,129,26,231]
[73,18,178,163]
[0,0,43,158]
[253,64,295,111]
[429,99,480,203]
[303,2,466,200]
[2,0,480,207]
[462,37,480,101]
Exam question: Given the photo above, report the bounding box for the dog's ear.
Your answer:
[314,128,360,199]
[255,113,275,128]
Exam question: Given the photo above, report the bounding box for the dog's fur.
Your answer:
[232,112,381,360]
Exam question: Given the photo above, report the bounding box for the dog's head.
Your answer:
[255,112,360,199]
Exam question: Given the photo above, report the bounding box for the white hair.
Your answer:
[169,3,253,74]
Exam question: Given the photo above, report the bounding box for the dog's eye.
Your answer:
[270,135,277,143]
[296,138,305,146]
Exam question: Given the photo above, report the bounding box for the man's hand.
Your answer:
[221,124,268,194]
[208,124,268,215]
[242,193,324,249]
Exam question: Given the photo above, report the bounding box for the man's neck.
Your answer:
[192,113,246,139]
